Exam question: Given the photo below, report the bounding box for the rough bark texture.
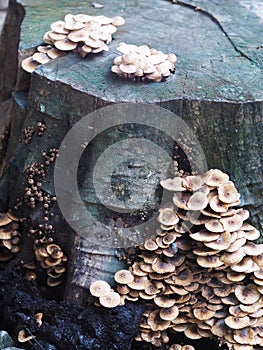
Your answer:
[0,0,262,305]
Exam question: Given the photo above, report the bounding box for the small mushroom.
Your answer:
[99,292,121,308]
[21,57,40,73]
[234,284,260,305]
[50,20,69,34]
[54,38,78,51]
[187,192,208,210]
[114,269,134,284]
[18,330,34,343]
[90,280,111,297]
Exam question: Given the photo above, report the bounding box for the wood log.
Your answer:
[0,0,262,306]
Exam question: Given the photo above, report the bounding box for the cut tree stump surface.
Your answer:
[19,0,263,102]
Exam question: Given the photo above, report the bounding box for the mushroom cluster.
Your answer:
[0,211,20,263]
[21,14,125,73]
[111,42,177,82]
[34,240,67,287]
[90,169,263,349]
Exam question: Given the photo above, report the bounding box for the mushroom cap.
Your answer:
[99,291,121,308]
[234,284,260,304]
[225,315,250,329]
[209,195,230,213]
[47,276,62,287]
[90,280,111,297]
[111,16,125,26]
[187,192,209,210]
[74,14,93,22]
[230,257,253,273]
[50,21,69,34]
[193,307,215,320]
[169,345,182,350]
[226,270,246,282]
[218,182,240,204]
[205,169,229,186]
[158,207,179,226]
[21,56,40,73]
[154,296,175,308]
[147,310,171,331]
[229,305,248,317]
[205,219,225,233]
[144,280,159,295]
[64,21,86,31]
[46,244,63,259]
[119,63,137,74]
[226,237,246,253]
[197,255,224,268]
[243,242,263,256]
[184,324,202,339]
[144,238,158,251]
[47,48,67,59]
[143,64,156,74]
[160,305,179,320]
[54,38,78,51]
[48,31,67,41]
[173,192,191,210]
[236,209,250,221]
[182,175,205,191]
[127,276,148,290]
[152,258,175,274]
[167,53,177,64]
[162,232,177,245]
[0,228,13,240]
[80,45,92,54]
[18,330,34,343]
[243,227,260,241]
[204,231,231,251]
[220,249,245,265]
[148,51,167,65]
[32,53,50,64]
[190,229,220,242]
[160,177,185,192]
[220,214,243,232]
[211,318,228,337]
[182,346,195,350]
[114,269,134,284]
[68,28,90,42]
[37,45,52,53]
[43,31,54,44]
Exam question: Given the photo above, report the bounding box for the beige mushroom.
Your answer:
[21,57,40,73]
[114,269,134,284]
[99,292,121,308]
[54,38,78,51]
[90,280,111,297]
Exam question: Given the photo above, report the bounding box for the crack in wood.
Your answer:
[169,0,261,68]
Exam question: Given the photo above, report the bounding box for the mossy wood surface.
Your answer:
[0,0,262,303]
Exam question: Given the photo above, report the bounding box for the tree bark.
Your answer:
[0,0,262,305]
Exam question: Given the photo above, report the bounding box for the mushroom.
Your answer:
[187,192,208,210]
[18,330,34,343]
[234,284,260,304]
[114,269,134,284]
[205,169,229,186]
[99,292,121,308]
[160,177,185,192]
[90,280,111,297]
[21,56,40,73]
[218,182,240,204]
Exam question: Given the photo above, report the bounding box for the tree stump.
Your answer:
[0,0,262,306]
